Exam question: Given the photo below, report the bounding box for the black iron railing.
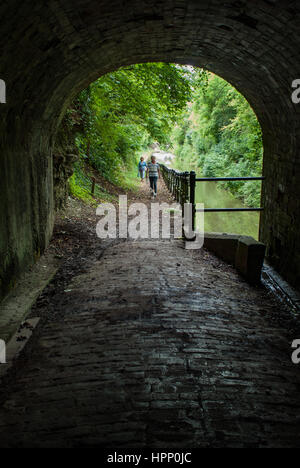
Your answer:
[160,167,190,206]
[160,165,265,232]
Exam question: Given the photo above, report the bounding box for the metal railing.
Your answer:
[160,167,190,206]
[160,165,265,232]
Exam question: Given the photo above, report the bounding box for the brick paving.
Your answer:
[0,182,300,448]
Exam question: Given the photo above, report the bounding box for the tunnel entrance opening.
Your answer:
[53,62,265,247]
[47,61,266,287]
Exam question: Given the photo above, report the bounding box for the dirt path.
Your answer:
[0,179,300,448]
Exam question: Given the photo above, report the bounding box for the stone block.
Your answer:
[204,232,266,284]
[204,232,240,265]
[235,236,266,285]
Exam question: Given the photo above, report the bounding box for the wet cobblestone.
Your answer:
[0,237,300,448]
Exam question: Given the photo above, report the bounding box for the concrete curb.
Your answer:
[203,232,266,284]
[262,262,300,314]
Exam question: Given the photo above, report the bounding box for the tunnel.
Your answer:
[0,0,299,300]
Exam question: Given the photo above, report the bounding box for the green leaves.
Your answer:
[69,63,203,182]
[171,73,263,207]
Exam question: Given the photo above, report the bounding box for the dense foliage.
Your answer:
[62,64,263,208]
[69,63,199,188]
[172,74,263,207]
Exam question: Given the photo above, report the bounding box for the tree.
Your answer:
[171,73,263,207]
[71,63,202,183]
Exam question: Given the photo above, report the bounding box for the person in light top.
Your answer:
[147,155,160,198]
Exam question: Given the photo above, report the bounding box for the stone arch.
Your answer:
[0,0,299,297]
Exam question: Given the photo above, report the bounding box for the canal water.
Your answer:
[195,181,260,240]
[155,151,260,240]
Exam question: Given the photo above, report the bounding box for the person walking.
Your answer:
[147,155,160,198]
[138,157,147,182]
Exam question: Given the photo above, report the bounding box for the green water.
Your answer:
[195,181,260,240]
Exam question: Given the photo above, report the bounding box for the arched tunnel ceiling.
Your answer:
[0,0,300,139]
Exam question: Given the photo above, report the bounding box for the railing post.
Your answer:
[173,173,176,199]
[172,170,175,198]
[181,172,188,221]
[190,171,196,233]
[184,172,189,204]
[179,174,182,205]
[180,173,183,205]
[91,177,96,195]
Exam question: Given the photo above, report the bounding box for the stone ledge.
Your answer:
[262,262,300,314]
[204,232,266,284]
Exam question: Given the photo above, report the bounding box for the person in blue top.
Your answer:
[138,157,147,182]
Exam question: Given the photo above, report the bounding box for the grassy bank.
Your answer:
[68,160,140,206]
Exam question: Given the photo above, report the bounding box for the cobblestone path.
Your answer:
[0,182,300,448]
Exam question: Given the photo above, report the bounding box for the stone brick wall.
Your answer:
[53,117,80,211]
[0,0,299,298]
